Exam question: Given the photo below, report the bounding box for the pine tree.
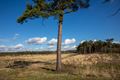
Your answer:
[17,0,90,72]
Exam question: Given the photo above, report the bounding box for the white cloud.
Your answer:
[0,45,6,48]
[93,39,97,42]
[80,40,85,44]
[62,45,77,51]
[48,38,57,45]
[113,41,120,44]
[0,45,7,51]
[47,46,56,51]
[64,38,76,45]
[71,45,77,49]
[13,44,24,49]
[49,45,55,48]
[63,45,70,49]
[26,37,47,44]
[33,46,56,51]
[0,44,24,52]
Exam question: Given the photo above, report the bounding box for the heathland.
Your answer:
[0,52,120,80]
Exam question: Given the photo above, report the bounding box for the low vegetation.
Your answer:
[0,52,120,80]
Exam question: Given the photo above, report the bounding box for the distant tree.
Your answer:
[106,38,114,43]
[17,0,90,72]
[106,38,114,53]
[87,40,93,53]
[77,38,120,54]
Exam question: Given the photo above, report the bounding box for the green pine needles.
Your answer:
[17,0,89,23]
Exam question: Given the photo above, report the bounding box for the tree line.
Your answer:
[77,38,120,54]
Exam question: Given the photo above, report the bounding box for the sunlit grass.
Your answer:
[0,53,120,80]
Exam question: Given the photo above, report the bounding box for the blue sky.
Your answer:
[0,0,120,52]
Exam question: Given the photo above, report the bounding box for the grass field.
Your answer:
[0,53,120,80]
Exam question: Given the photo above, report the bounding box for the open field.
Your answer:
[0,53,120,80]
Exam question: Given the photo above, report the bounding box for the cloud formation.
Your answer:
[0,44,24,52]
[48,38,57,45]
[62,45,76,51]
[26,37,47,44]
[49,45,55,48]
[113,40,120,44]
[80,40,85,44]
[0,37,77,52]
[64,38,76,45]
[13,44,24,49]
[0,45,7,52]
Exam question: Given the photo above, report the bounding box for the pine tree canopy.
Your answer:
[17,0,90,23]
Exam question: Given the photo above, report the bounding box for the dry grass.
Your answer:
[0,53,120,80]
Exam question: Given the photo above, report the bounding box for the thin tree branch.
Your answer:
[111,8,120,16]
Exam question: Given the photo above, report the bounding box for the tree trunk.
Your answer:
[56,14,63,72]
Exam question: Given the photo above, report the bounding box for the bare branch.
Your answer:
[111,8,120,16]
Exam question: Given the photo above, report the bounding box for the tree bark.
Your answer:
[56,14,63,72]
